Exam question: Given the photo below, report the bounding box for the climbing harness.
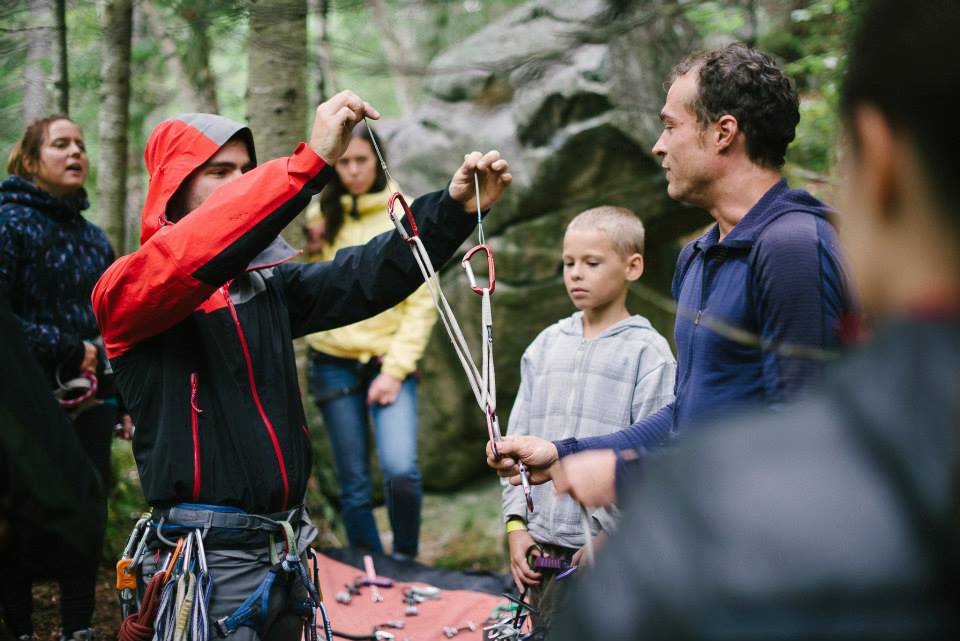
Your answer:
[525,544,577,581]
[115,504,332,641]
[366,120,533,511]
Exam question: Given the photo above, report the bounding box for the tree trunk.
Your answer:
[96,0,133,253]
[176,2,220,112]
[23,0,50,123]
[248,0,308,245]
[366,0,420,116]
[308,0,336,104]
[142,0,218,112]
[52,0,68,113]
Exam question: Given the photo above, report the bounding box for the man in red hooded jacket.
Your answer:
[92,92,512,638]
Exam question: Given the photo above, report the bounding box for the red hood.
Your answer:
[141,113,257,245]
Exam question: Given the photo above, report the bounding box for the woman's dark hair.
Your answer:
[671,44,799,169]
[6,114,75,179]
[841,0,960,220]
[318,122,388,245]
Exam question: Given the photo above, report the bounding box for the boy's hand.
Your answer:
[487,435,559,484]
[508,529,541,591]
[448,151,512,212]
[310,90,380,163]
[552,450,618,508]
[571,530,608,567]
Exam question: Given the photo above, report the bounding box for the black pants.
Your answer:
[0,404,113,637]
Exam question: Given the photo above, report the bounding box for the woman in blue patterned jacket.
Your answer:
[0,115,118,641]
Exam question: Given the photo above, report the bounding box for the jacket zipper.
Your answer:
[190,372,202,501]
[220,284,290,510]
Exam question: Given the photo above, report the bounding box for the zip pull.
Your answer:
[695,310,703,325]
[190,373,202,413]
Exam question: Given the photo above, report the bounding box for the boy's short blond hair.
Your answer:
[566,206,645,257]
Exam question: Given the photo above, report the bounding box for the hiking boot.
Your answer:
[59,629,93,641]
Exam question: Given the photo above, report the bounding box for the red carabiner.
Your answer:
[461,243,496,294]
[387,192,419,243]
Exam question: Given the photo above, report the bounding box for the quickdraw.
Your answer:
[367,120,533,511]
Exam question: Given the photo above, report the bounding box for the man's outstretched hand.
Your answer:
[449,151,512,212]
[486,435,559,485]
[310,91,381,163]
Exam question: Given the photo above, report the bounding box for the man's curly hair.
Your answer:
[671,44,799,169]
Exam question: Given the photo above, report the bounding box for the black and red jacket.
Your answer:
[92,113,475,514]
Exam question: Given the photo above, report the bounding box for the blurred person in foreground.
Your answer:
[0,115,128,641]
[0,294,104,641]
[546,1,960,638]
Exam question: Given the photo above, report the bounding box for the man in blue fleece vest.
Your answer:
[490,44,849,501]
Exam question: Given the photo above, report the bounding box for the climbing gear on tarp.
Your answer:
[365,120,533,511]
[362,554,389,602]
[482,587,538,641]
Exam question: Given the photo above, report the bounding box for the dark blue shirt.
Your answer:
[0,176,114,382]
[556,179,849,457]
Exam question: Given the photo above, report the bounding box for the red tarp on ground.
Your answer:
[309,552,509,641]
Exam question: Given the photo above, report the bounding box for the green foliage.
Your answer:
[683,0,854,184]
[105,441,149,561]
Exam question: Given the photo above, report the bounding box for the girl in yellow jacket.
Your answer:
[304,123,436,560]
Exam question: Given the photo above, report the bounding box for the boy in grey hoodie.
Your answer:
[502,206,676,627]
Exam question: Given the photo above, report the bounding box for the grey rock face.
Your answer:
[367,0,711,490]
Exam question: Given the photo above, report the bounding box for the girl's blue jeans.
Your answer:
[308,357,422,558]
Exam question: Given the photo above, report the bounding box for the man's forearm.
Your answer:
[554,401,675,457]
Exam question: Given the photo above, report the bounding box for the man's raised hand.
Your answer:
[310,91,381,163]
[449,150,512,212]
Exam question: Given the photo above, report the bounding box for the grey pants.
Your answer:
[140,516,317,641]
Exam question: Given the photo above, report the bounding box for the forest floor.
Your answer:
[24,477,507,638]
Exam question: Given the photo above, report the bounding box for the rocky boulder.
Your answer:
[319,0,713,492]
